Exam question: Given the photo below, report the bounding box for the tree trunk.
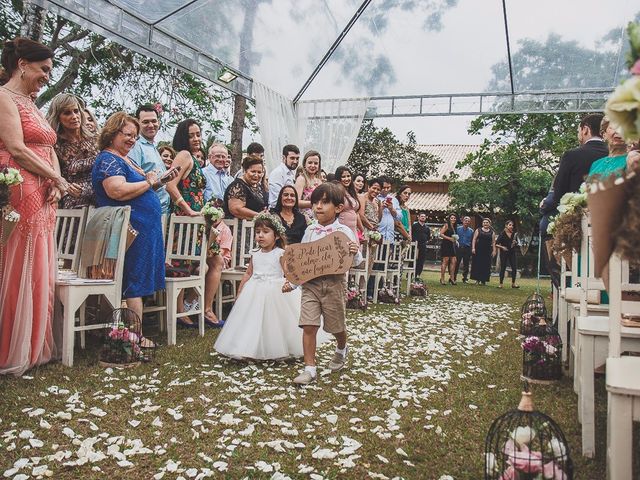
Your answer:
[20,1,46,42]
[230,94,246,175]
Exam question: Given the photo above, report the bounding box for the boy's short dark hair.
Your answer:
[310,182,345,207]
[579,113,604,137]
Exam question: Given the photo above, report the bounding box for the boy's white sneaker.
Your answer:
[293,371,316,385]
[328,349,348,372]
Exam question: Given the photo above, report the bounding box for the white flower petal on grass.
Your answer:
[32,465,48,476]
[326,414,338,425]
[396,447,408,457]
[18,430,34,439]
[27,408,45,417]
[376,454,389,464]
[212,461,228,472]
[62,427,75,439]
[29,438,44,448]
[128,420,141,428]
[312,448,338,460]
[468,404,478,410]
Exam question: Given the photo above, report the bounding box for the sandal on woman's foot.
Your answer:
[440,279,446,285]
[140,337,156,348]
[498,284,503,289]
[177,318,197,329]
[204,311,225,328]
[512,284,520,289]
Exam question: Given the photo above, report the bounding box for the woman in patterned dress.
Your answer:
[46,93,98,209]
[0,38,70,375]
[165,119,209,326]
[223,156,268,220]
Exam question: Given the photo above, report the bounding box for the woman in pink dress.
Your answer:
[334,165,363,238]
[0,38,69,375]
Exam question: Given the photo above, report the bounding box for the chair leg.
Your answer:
[198,284,205,337]
[166,286,178,346]
[60,292,81,367]
[216,282,224,321]
[79,300,86,349]
[579,334,596,457]
[607,392,633,480]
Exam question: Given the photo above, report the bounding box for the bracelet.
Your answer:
[176,197,186,206]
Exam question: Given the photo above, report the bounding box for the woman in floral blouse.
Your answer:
[46,93,98,209]
[223,156,268,220]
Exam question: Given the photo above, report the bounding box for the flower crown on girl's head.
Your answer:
[254,211,287,237]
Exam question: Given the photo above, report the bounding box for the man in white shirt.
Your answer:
[268,144,300,208]
[202,143,233,203]
[128,104,170,213]
[377,176,402,241]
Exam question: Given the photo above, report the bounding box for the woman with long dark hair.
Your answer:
[471,218,496,285]
[395,184,412,241]
[496,220,519,288]
[334,165,362,238]
[271,185,307,244]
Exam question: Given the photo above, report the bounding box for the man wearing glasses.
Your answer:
[129,104,170,213]
[202,143,233,203]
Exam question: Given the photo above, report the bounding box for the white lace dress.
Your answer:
[214,248,329,360]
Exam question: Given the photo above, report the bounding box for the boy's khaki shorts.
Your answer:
[299,275,346,334]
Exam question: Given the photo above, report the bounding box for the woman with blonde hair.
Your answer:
[46,93,98,208]
[294,150,323,220]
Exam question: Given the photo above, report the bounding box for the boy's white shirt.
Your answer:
[300,219,363,267]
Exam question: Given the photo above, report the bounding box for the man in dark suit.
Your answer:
[550,113,608,208]
[411,212,431,279]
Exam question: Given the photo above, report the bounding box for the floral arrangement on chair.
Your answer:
[377,284,400,304]
[0,166,24,244]
[547,186,587,262]
[409,279,427,297]
[346,282,366,310]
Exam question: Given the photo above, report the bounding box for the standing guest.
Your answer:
[335,165,362,238]
[46,93,98,209]
[224,156,268,219]
[193,149,205,168]
[454,216,473,283]
[359,177,382,233]
[496,220,519,289]
[83,106,99,133]
[268,144,300,208]
[395,185,412,241]
[549,113,607,208]
[377,176,402,242]
[470,218,496,285]
[247,141,265,161]
[224,153,231,173]
[294,150,323,220]
[285,182,362,385]
[166,119,207,326]
[411,212,431,279]
[271,185,307,244]
[158,145,176,169]
[128,104,170,214]
[202,142,233,204]
[92,112,178,334]
[439,213,458,285]
[320,169,328,182]
[588,116,631,179]
[0,37,69,375]
[353,173,366,194]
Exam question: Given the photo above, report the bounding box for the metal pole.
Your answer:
[536,231,542,293]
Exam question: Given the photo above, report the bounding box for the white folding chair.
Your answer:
[55,207,88,271]
[164,215,208,345]
[349,241,369,295]
[370,241,402,303]
[56,206,130,367]
[402,241,417,294]
[142,213,169,329]
[606,253,640,479]
[216,219,255,319]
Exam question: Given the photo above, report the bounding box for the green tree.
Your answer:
[347,119,440,182]
[0,0,234,136]
[448,113,583,232]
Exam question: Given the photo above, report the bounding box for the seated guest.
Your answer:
[335,165,362,238]
[92,112,178,331]
[268,144,300,208]
[271,185,307,244]
[128,104,170,214]
[394,184,412,241]
[359,177,382,233]
[234,141,265,179]
[353,173,366,195]
[158,145,176,169]
[46,93,98,209]
[202,142,232,204]
[224,156,268,219]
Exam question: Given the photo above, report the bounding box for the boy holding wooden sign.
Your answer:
[283,182,362,385]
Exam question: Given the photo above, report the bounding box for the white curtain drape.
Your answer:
[253,82,299,172]
[253,82,369,175]
[295,98,369,175]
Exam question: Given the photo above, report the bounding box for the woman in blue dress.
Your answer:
[92,112,178,330]
[588,117,630,180]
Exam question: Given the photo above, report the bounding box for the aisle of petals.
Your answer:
[0,295,514,479]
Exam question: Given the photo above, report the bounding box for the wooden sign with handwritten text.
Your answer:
[283,232,353,284]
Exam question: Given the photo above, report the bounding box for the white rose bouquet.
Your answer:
[549,184,587,257]
[0,166,24,244]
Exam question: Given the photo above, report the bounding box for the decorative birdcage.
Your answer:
[521,321,562,383]
[99,308,156,367]
[346,282,366,310]
[377,283,400,304]
[485,387,573,479]
[521,295,547,318]
[520,311,546,336]
[409,279,427,297]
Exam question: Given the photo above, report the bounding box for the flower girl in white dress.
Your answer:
[214,212,328,360]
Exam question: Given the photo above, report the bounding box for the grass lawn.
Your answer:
[0,272,608,479]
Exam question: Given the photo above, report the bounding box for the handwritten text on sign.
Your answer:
[283,232,353,284]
